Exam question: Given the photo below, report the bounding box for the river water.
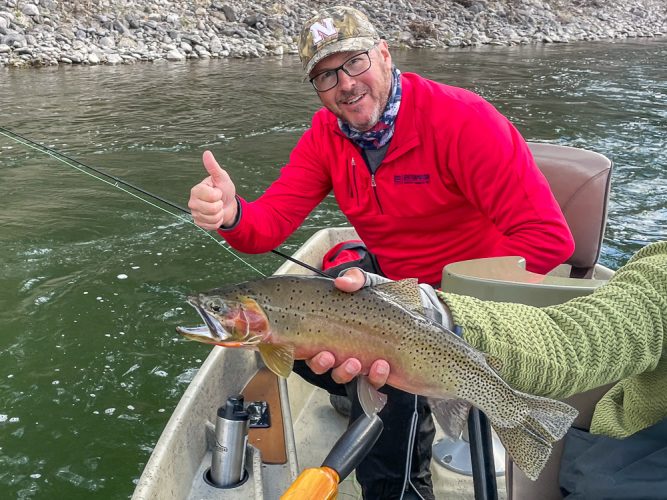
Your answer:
[1,38,665,499]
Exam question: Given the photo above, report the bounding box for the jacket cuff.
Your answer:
[219,196,242,231]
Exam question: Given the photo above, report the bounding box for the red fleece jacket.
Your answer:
[220,72,574,284]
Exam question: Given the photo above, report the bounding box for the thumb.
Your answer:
[334,268,367,292]
[202,150,229,187]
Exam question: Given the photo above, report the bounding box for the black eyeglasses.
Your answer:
[309,49,374,92]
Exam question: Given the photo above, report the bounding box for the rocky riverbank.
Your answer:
[0,0,665,68]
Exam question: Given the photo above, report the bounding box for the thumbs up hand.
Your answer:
[188,151,239,230]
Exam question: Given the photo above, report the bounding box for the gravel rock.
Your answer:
[0,0,665,68]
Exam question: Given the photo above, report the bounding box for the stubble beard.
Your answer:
[338,67,392,132]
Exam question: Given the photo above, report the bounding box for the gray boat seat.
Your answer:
[529,142,613,279]
[442,142,613,306]
[440,143,614,499]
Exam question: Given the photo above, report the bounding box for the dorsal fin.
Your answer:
[373,279,424,314]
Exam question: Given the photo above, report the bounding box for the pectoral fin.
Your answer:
[357,376,387,417]
[258,344,295,378]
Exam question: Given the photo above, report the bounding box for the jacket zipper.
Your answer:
[370,173,384,213]
[351,152,384,213]
[350,158,359,200]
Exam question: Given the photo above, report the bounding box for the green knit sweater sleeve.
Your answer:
[438,241,667,438]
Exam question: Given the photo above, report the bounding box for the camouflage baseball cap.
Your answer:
[299,6,379,80]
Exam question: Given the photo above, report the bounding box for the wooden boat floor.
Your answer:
[243,367,287,464]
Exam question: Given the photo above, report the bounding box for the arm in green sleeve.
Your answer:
[438,241,667,400]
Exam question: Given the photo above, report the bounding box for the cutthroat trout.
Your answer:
[177,275,578,480]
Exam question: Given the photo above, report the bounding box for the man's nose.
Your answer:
[337,69,356,91]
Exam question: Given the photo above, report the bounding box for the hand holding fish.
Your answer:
[304,350,390,388]
[333,267,367,293]
[302,268,391,388]
[188,150,238,230]
[315,267,447,388]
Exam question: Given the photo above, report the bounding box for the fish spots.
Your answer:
[190,275,576,480]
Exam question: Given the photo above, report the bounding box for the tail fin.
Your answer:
[493,392,578,480]
[521,394,579,441]
[520,392,578,442]
[494,425,552,481]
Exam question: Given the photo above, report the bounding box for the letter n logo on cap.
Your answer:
[310,18,338,45]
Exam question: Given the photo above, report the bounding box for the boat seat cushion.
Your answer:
[527,142,612,275]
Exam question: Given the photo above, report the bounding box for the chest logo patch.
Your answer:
[394,174,430,185]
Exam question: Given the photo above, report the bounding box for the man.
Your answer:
[189,6,574,498]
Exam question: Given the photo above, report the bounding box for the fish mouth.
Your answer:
[176,299,231,343]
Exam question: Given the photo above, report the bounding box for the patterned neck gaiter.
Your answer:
[338,66,402,150]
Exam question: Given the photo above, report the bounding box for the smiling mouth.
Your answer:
[341,93,365,105]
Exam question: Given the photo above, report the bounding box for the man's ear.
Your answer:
[377,40,392,67]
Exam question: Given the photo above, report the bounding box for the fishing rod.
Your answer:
[0,126,330,278]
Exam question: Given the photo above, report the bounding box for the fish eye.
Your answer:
[208,298,223,312]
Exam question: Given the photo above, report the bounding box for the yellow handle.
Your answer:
[280,466,339,500]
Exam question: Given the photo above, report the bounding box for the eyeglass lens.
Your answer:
[311,51,372,92]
